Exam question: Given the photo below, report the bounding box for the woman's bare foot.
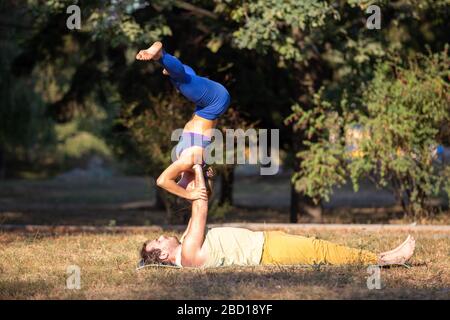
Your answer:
[203,166,215,198]
[136,41,163,61]
[205,166,215,178]
[377,235,416,266]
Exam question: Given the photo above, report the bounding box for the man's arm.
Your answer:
[181,164,208,267]
[180,217,192,243]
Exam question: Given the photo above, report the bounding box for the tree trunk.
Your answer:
[290,182,299,223]
[155,178,195,224]
[219,167,234,205]
[159,190,189,225]
[154,186,166,210]
[290,179,323,222]
[158,190,172,224]
[0,145,5,179]
[298,193,323,222]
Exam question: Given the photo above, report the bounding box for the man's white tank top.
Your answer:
[201,227,265,268]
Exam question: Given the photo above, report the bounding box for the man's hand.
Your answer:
[187,186,208,201]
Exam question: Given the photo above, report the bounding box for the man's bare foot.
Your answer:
[379,235,412,257]
[136,41,163,61]
[377,235,416,266]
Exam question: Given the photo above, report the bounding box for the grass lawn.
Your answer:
[1,229,449,299]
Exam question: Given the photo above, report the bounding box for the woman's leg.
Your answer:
[136,42,196,82]
[137,42,229,116]
[158,50,190,83]
[260,231,378,266]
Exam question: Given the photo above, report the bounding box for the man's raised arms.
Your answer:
[180,164,209,267]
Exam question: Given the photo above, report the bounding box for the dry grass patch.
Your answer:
[0,229,449,299]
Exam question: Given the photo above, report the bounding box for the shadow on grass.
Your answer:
[0,265,447,299]
[0,279,56,299]
[136,266,449,300]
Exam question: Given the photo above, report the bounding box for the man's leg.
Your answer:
[261,231,378,266]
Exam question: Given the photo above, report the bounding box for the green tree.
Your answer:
[286,49,450,217]
[227,0,449,219]
[0,2,56,178]
[7,0,449,221]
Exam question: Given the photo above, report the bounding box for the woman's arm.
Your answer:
[157,159,207,201]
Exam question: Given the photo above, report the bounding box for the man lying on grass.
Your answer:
[139,165,416,268]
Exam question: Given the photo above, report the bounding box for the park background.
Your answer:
[0,0,449,299]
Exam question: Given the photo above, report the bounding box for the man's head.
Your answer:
[140,235,180,265]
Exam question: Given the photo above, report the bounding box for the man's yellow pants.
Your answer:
[261,231,378,266]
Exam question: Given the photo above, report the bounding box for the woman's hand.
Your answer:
[187,186,208,201]
[205,166,215,178]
